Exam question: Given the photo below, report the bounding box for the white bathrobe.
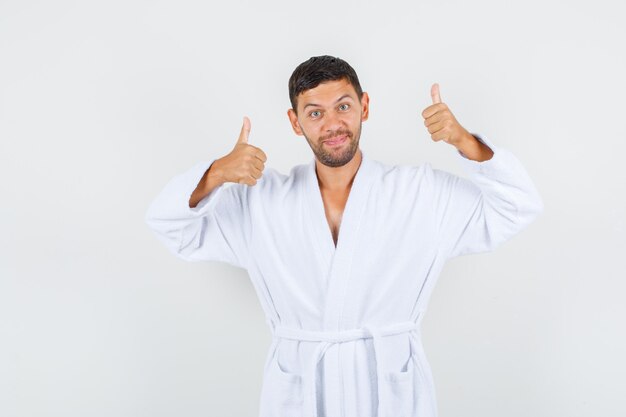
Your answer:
[144,134,543,417]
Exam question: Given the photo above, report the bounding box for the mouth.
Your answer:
[324,135,348,146]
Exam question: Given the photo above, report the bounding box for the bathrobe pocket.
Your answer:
[382,353,416,417]
[262,346,304,417]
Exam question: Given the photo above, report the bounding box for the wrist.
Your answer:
[455,130,476,148]
[456,132,493,162]
[207,158,228,186]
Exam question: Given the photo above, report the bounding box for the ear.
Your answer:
[287,108,304,136]
[360,92,370,122]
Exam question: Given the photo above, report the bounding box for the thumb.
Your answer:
[431,83,442,104]
[237,116,251,144]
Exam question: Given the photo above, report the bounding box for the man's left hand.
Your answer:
[421,83,493,161]
[421,83,474,148]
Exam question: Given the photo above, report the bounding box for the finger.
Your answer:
[421,103,447,119]
[243,174,258,186]
[251,157,265,172]
[237,116,251,144]
[249,165,263,179]
[431,83,442,104]
[426,119,446,135]
[238,175,255,186]
[430,130,448,142]
[255,148,268,163]
[423,112,446,128]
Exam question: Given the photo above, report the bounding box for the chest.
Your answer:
[320,189,349,247]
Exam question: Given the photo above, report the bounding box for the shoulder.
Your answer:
[369,158,433,187]
[245,161,308,200]
[260,162,307,188]
[366,158,469,204]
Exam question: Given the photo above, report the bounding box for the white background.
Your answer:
[1,0,625,416]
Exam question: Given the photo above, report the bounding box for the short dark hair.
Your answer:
[288,55,363,114]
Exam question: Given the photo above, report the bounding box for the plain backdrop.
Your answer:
[1,0,625,416]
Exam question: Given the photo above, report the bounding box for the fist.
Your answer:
[421,83,471,147]
[215,116,268,186]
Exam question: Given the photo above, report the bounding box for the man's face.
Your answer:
[287,78,369,168]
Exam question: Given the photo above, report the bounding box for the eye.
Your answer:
[339,103,350,111]
[310,110,321,118]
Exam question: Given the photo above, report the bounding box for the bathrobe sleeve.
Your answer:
[144,159,250,269]
[430,134,544,259]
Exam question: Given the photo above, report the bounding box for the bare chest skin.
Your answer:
[320,188,350,247]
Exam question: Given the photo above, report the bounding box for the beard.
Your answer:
[303,121,362,168]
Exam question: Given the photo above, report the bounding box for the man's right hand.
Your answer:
[212,116,268,186]
[189,116,267,208]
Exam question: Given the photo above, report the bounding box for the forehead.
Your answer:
[298,78,357,108]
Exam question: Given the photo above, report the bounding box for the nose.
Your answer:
[322,110,345,135]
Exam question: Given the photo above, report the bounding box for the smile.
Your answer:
[324,135,347,146]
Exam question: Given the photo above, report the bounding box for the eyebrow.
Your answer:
[302,94,354,111]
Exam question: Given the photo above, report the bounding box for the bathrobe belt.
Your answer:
[272,321,420,417]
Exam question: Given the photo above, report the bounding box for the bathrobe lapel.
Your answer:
[304,150,377,330]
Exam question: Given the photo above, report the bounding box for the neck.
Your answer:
[314,149,363,192]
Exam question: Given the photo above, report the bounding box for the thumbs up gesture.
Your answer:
[421,83,473,148]
[214,116,268,186]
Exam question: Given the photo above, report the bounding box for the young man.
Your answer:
[145,55,543,417]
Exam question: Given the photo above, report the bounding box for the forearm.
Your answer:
[455,132,494,162]
[189,160,226,208]
[145,158,250,268]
